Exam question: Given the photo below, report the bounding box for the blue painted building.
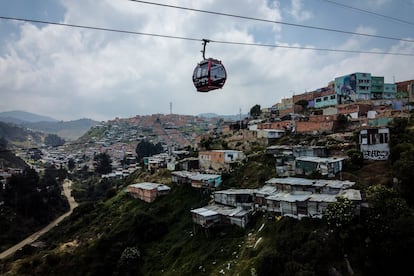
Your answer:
[334,72,396,103]
[335,72,371,103]
[314,94,338,108]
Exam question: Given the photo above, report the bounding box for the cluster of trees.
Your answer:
[135,140,164,162]
[0,166,69,250]
[2,167,68,218]
[389,117,414,205]
[94,152,112,175]
[44,133,65,147]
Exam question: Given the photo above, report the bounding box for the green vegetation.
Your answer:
[2,157,414,275]
[2,118,414,275]
[44,134,65,147]
[250,104,262,118]
[0,167,69,252]
[93,152,112,175]
[135,140,164,161]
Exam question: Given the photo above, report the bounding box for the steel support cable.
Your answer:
[129,0,414,43]
[0,15,413,56]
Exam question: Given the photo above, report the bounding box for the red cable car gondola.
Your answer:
[192,39,227,92]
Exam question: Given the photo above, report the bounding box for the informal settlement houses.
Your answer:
[127,182,171,203]
[191,177,361,229]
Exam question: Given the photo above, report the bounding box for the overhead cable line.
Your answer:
[321,0,414,26]
[128,0,414,43]
[1,16,414,56]
[0,16,199,42]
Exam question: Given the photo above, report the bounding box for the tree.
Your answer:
[94,153,112,175]
[0,136,7,149]
[68,158,76,171]
[387,117,414,205]
[44,134,65,147]
[324,197,356,232]
[135,140,164,161]
[346,148,364,169]
[362,184,414,275]
[250,104,262,118]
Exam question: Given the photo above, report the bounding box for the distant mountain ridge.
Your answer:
[198,113,248,121]
[0,110,57,123]
[0,111,246,141]
[0,110,98,141]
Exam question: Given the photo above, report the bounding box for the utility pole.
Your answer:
[239,108,242,130]
[170,102,172,115]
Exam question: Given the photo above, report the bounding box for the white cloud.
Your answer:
[366,0,392,10]
[286,0,313,22]
[0,0,413,121]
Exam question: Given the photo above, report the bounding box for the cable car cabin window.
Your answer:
[210,63,226,82]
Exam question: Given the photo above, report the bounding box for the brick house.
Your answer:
[198,150,246,172]
[127,182,171,203]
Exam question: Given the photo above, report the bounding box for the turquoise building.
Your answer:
[334,72,396,102]
[314,94,338,108]
[335,72,371,103]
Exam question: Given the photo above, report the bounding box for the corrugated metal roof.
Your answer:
[295,156,346,163]
[172,171,221,181]
[191,173,221,181]
[214,189,255,195]
[254,185,278,195]
[129,182,170,191]
[265,177,315,186]
[337,189,362,201]
[266,191,290,201]
[282,191,312,202]
[265,177,355,189]
[192,204,247,217]
[191,207,218,217]
[309,193,337,202]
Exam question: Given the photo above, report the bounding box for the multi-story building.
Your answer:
[335,72,372,103]
[396,79,414,101]
[383,83,397,99]
[371,76,384,100]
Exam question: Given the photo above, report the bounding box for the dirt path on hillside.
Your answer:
[0,179,78,260]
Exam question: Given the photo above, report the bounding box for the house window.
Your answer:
[330,95,336,99]
[361,134,368,144]
[379,133,389,144]
[323,97,328,101]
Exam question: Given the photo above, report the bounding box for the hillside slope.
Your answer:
[2,154,414,275]
[0,111,57,123]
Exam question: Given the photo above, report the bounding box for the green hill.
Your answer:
[22,119,99,141]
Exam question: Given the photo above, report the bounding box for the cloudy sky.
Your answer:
[0,0,413,121]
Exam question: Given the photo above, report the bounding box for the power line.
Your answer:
[128,0,414,43]
[321,0,414,26]
[0,15,413,56]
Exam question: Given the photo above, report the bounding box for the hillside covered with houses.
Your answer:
[1,72,414,275]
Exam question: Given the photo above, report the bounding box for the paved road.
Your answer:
[0,179,78,260]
